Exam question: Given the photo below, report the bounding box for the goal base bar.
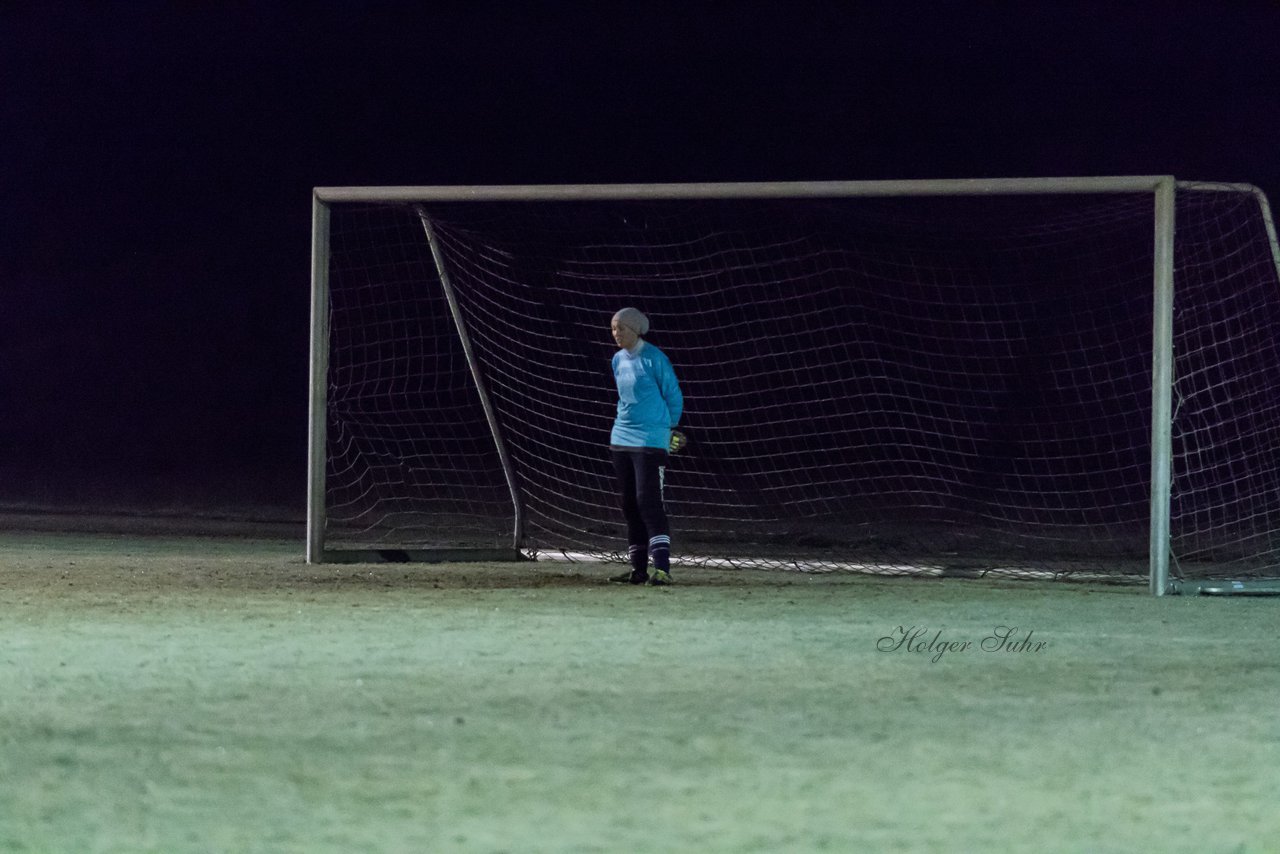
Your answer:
[317,548,528,565]
[1169,579,1280,597]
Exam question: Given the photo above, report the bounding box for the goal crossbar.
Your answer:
[314,176,1175,204]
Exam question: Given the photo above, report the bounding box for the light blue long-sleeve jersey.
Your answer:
[611,341,683,450]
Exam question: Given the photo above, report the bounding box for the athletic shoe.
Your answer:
[648,569,673,586]
[609,569,649,585]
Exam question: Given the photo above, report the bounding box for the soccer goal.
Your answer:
[307,177,1280,595]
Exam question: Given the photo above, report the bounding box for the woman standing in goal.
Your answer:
[608,307,684,586]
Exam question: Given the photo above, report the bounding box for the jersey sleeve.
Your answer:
[658,351,684,427]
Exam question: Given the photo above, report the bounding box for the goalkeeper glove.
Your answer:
[669,429,688,454]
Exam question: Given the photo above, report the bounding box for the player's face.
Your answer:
[611,319,638,349]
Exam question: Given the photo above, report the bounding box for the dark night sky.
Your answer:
[3,1,1278,516]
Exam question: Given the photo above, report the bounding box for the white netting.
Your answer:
[1170,185,1280,577]
[320,187,1280,579]
[325,208,513,548]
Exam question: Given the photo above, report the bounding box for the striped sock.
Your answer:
[648,535,671,573]
[628,544,648,573]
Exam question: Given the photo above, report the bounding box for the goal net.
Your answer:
[308,179,1280,591]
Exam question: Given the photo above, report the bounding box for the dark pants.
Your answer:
[611,447,670,571]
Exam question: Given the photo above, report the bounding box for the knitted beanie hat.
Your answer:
[612,307,650,336]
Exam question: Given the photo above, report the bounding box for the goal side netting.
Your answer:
[308,179,1280,587]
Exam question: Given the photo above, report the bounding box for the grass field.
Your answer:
[1,525,1278,853]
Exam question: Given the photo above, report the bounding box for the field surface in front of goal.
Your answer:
[1,526,1277,853]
